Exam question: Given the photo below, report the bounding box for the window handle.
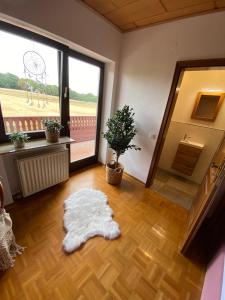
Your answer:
[64,86,68,98]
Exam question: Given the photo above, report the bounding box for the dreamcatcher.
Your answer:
[23,50,48,108]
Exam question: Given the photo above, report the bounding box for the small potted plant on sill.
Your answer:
[103,105,141,185]
[9,132,30,149]
[43,120,63,143]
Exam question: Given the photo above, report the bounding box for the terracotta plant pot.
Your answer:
[13,140,25,149]
[106,161,124,185]
[45,130,60,143]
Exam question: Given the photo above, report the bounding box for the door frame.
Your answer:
[181,134,225,253]
[145,58,225,188]
[65,49,105,172]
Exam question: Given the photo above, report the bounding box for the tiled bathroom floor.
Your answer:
[151,168,199,210]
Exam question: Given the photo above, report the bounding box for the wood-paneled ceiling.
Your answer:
[81,0,225,31]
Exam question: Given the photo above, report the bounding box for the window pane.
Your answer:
[68,56,100,162]
[0,30,60,134]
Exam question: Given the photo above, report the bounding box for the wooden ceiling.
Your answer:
[81,0,225,31]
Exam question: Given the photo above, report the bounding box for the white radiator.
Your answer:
[17,149,69,197]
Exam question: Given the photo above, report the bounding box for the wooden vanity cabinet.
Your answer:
[172,143,203,176]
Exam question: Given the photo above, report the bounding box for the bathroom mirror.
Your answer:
[191,92,225,121]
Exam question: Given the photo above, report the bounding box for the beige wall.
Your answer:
[172,70,225,129]
[116,11,225,183]
[159,70,225,184]
[159,124,224,184]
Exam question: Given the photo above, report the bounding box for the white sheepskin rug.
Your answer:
[63,188,120,253]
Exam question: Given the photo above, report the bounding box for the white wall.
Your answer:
[116,11,225,183]
[0,156,13,205]
[159,70,225,184]
[0,0,121,62]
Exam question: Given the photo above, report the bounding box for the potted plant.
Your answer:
[43,120,63,143]
[9,132,30,149]
[103,105,141,185]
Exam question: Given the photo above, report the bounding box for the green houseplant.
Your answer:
[9,132,30,149]
[103,105,141,185]
[43,120,63,143]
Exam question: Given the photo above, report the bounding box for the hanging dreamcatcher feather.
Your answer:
[23,50,48,108]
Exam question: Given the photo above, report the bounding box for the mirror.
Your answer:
[191,92,224,122]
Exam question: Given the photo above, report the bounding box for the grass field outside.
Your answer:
[0,88,97,117]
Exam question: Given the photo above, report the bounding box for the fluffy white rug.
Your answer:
[63,188,120,253]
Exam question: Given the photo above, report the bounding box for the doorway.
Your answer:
[146,59,225,210]
[66,50,104,171]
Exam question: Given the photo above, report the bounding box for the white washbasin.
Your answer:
[180,140,204,149]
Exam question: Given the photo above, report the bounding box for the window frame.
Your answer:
[0,21,67,142]
[66,49,104,171]
[0,21,105,171]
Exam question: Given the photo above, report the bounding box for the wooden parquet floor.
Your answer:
[0,165,205,300]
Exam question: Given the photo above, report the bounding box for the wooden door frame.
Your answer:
[145,58,225,188]
[181,134,225,254]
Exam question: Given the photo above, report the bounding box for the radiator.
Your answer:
[17,149,69,197]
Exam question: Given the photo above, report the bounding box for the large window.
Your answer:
[0,21,104,169]
[0,30,60,135]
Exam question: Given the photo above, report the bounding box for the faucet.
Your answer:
[183,134,191,142]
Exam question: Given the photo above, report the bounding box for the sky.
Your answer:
[0,30,100,96]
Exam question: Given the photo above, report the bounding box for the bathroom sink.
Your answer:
[180,140,204,149]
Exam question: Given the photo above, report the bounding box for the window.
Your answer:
[0,29,60,137]
[0,21,104,170]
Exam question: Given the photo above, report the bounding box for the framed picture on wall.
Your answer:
[191,92,225,122]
